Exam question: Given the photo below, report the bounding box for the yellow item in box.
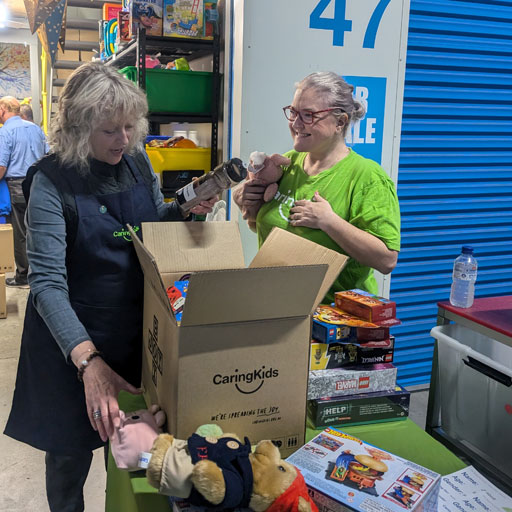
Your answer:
[145,147,211,174]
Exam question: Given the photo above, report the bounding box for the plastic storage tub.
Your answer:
[119,67,212,113]
[430,323,512,478]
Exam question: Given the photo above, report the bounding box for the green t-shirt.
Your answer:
[256,150,401,302]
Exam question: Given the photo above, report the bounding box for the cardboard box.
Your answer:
[130,0,163,37]
[131,224,347,457]
[163,0,204,38]
[0,224,14,273]
[307,385,410,429]
[334,289,397,322]
[312,305,392,344]
[308,364,397,400]
[287,427,441,512]
[0,274,6,319]
[310,337,394,370]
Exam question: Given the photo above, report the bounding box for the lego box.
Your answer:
[287,427,441,512]
[334,289,397,323]
[310,337,394,370]
[307,385,410,429]
[308,364,397,400]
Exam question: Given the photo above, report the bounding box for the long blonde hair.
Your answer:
[49,62,148,170]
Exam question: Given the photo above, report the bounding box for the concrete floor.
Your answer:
[0,280,430,512]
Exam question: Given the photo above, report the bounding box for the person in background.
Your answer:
[0,96,48,287]
[234,71,400,302]
[19,103,34,122]
[4,62,217,512]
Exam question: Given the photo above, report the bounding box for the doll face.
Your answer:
[288,87,342,157]
[90,119,135,165]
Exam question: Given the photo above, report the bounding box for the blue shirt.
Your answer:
[0,116,49,178]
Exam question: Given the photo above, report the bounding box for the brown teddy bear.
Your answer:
[147,429,318,512]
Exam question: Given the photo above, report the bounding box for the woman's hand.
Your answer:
[233,179,267,221]
[289,191,335,229]
[82,357,141,442]
[190,195,218,215]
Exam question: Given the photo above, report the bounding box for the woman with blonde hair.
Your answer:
[4,62,216,512]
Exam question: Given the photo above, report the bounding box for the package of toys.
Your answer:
[166,280,188,323]
[307,385,410,429]
[163,0,204,38]
[310,337,394,370]
[334,289,397,323]
[287,427,441,512]
[130,0,163,37]
[308,364,397,400]
[313,305,392,344]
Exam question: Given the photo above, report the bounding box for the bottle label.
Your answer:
[181,182,197,202]
[453,262,477,281]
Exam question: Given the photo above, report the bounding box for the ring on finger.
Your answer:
[92,409,102,420]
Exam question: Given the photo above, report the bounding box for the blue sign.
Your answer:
[343,75,386,164]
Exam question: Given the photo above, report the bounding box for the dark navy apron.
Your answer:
[4,156,159,454]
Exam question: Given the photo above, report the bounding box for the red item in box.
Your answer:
[334,289,396,322]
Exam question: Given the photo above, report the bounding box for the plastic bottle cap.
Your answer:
[226,158,247,182]
[461,245,474,254]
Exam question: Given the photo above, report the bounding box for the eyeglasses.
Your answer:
[282,106,342,125]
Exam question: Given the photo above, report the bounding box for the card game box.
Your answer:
[313,305,392,344]
[307,385,410,429]
[287,427,441,512]
[310,338,394,370]
[308,364,397,400]
[334,289,397,323]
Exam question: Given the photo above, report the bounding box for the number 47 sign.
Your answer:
[310,0,391,48]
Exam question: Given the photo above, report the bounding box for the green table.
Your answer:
[106,393,466,512]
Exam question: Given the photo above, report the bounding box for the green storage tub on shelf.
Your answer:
[119,66,212,113]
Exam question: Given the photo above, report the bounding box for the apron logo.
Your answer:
[113,225,140,242]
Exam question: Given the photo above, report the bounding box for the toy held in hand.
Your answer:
[147,428,318,512]
[110,404,166,471]
[242,152,291,220]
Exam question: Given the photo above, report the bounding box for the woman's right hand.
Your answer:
[82,357,141,442]
[233,178,267,221]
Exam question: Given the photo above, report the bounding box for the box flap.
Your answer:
[129,225,174,318]
[141,221,244,274]
[180,265,328,326]
[249,228,349,309]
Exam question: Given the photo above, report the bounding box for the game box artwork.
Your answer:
[287,428,441,512]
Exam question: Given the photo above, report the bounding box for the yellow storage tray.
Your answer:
[145,147,211,174]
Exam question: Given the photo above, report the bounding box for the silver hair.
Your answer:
[48,62,149,170]
[296,72,366,136]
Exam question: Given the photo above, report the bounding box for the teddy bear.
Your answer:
[241,151,291,221]
[110,404,166,471]
[146,429,318,512]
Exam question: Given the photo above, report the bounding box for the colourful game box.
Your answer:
[307,385,410,429]
[287,427,441,512]
[310,337,394,370]
[163,0,204,38]
[130,0,163,37]
[308,364,397,400]
[313,305,391,343]
[334,289,397,323]
[166,279,188,323]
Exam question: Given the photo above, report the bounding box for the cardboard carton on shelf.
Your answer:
[334,289,397,323]
[0,274,6,319]
[307,385,410,429]
[0,224,14,273]
[130,224,347,457]
[308,363,397,400]
[310,337,394,370]
[287,427,441,512]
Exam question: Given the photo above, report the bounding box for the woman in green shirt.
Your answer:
[235,72,400,303]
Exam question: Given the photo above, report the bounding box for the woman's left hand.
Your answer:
[190,196,219,215]
[289,191,334,229]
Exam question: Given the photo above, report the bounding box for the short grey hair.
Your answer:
[296,72,366,136]
[48,62,148,170]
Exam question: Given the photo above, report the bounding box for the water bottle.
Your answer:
[449,245,478,308]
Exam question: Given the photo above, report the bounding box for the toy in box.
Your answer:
[163,0,204,38]
[308,364,397,400]
[310,337,394,370]
[334,289,397,323]
[130,0,163,37]
[307,385,410,429]
[287,427,440,512]
[166,279,188,324]
[313,305,392,344]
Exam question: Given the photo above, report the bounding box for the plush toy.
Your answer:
[147,429,318,512]
[241,152,291,221]
[110,404,166,471]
